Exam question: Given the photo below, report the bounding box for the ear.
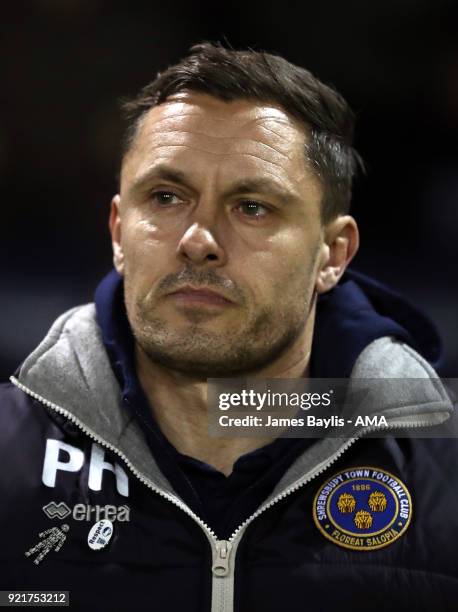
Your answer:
[109,194,124,275]
[315,215,359,294]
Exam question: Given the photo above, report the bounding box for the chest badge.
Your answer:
[313,466,412,551]
[88,519,114,551]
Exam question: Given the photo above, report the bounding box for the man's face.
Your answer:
[111,92,328,377]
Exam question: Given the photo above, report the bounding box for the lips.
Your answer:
[168,286,233,306]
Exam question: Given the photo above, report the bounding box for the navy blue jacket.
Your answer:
[0,271,456,611]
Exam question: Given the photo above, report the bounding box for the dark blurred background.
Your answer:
[1,0,457,379]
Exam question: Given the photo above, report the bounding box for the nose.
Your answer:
[177,222,227,267]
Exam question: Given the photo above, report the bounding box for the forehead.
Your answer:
[121,92,318,194]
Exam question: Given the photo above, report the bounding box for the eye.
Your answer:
[150,191,183,206]
[237,200,270,219]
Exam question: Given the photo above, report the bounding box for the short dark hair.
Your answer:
[121,42,363,221]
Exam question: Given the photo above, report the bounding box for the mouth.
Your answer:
[167,285,235,307]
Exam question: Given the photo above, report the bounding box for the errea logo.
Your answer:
[42,501,72,520]
[42,439,129,497]
[42,501,130,522]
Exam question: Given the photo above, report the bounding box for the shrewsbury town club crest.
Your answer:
[313,466,412,551]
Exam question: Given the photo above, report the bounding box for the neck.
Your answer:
[136,313,315,476]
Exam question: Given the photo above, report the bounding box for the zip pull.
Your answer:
[212,540,233,577]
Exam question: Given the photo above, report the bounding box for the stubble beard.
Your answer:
[123,251,320,378]
[125,284,314,378]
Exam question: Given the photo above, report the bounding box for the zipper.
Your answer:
[10,376,449,612]
[211,540,234,612]
[11,375,236,612]
[212,540,233,577]
[225,419,435,544]
[9,378,219,540]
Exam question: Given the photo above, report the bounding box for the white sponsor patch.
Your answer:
[87,519,114,551]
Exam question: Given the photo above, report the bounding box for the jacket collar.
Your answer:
[13,303,453,505]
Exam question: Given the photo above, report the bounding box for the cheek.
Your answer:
[122,211,180,264]
[233,245,316,312]
[121,215,178,293]
[241,227,319,286]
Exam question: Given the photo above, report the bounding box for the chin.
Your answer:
[139,337,288,378]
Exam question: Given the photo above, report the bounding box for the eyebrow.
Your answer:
[131,165,192,192]
[131,163,297,204]
[222,178,296,204]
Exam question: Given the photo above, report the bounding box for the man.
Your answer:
[0,43,456,611]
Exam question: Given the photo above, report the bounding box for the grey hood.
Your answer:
[11,304,454,509]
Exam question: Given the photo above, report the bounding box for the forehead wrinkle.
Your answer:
[140,110,278,133]
[135,143,297,175]
[143,113,230,129]
[143,115,290,139]
[237,114,294,128]
[255,122,304,143]
[149,99,293,122]
[230,115,303,144]
[141,128,293,162]
[136,106,303,161]
[142,107,298,139]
